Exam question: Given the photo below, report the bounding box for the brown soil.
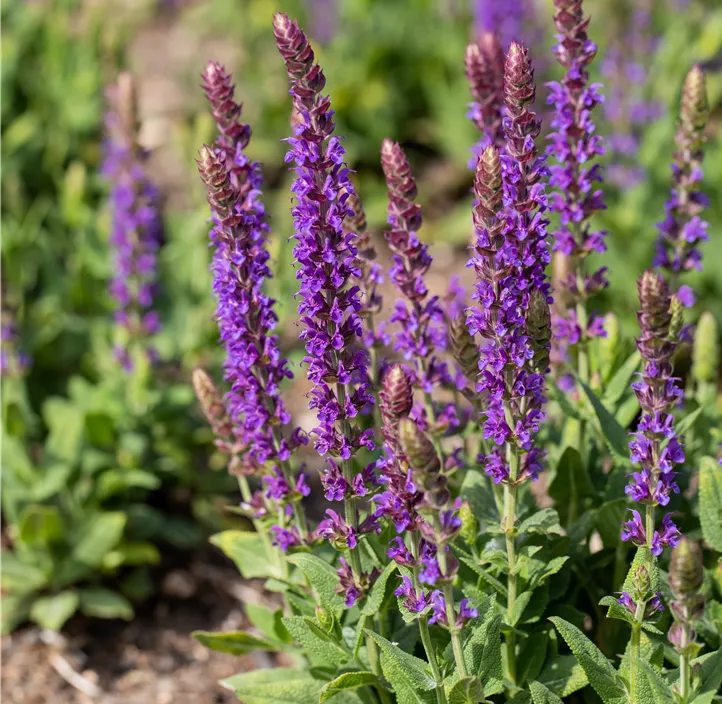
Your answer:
[1,554,275,704]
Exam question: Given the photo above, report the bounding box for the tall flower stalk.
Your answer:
[466,40,550,685]
[654,65,709,307]
[620,271,683,700]
[198,63,309,548]
[102,72,162,373]
[546,0,607,397]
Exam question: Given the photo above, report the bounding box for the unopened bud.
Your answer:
[315,605,334,632]
[669,537,704,600]
[380,365,413,421]
[668,295,684,343]
[459,500,479,545]
[526,289,551,373]
[680,65,709,135]
[192,368,233,440]
[692,312,719,384]
[398,418,448,508]
[449,313,480,381]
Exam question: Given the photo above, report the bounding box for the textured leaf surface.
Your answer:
[518,508,562,535]
[699,457,722,551]
[550,617,626,704]
[529,680,564,704]
[460,469,500,525]
[283,616,349,666]
[362,560,397,616]
[461,601,503,696]
[447,676,484,704]
[320,672,380,703]
[220,668,327,703]
[689,648,722,704]
[365,630,437,693]
[287,553,345,617]
[538,653,588,697]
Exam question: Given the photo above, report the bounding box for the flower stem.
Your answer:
[502,412,519,685]
[412,535,447,704]
[679,652,690,703]
[629,622,641,704]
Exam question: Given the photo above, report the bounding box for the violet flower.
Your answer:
[198,63,309,547]
[654,66,709,304]
[472,0,539,51]
[546,0,608,372]
[622,272,684,556]
[465,31,506,153]
[467,42,551,485]
[274,13,378,603]
[102,73,162,372]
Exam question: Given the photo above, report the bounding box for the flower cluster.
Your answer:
[546,0,608,367]
[621,272,683,556]
[654,65,709,306]
[101,73,162,372]
[467,41,551,485]
[381,139,450,398]
[198,63,308,547]
[274,13,379,598]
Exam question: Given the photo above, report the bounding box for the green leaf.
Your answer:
[245,603,291,644]
[362,560,397,616]
[460,469,500,525]
[510,591,534,627]
[579,381,629,461]
[210,530,277,579]
[602,351,641,408]
[689,648,722,704]
[548,447,595,526]
[461,601,503,696]
[287,553,346,617]
[220,668,327,703]
[30,591,79,631]
[549,617,626,704]
[631,658,675,703]
[519,631,548,685]
[538,654,588,697]
[18,505,63,546]
[282,616,349,666]
[193,629,283,655]
[459,554,507,596]
[595,499,627,549]
[529,680,564,704]
[606,547,660,624]
[447,676,484,704]
[699,457,722,551]
[518,508,562,536]
[43,397,84,462]
[1,550,48,594]
[320,671,379,702]
[78,588,133,620]
[72,512,126,567]
[365,630,437,692]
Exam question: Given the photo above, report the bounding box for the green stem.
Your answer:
[679,652,690,704]
[629,622,641,704]
[501,409,519,686]
[411,535,447,704]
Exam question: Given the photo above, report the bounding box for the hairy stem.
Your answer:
[502,403,519,685]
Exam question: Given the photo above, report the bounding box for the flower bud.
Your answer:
[526,288,551,373]
[315,605,335,632]
[380,365,414,421]
[192,368,233,440]
[668,295,684,343]
[448,313,480,381]
[398,417,448,508]
[692,312,719,384]
[680,65,709,136]
[669,537,704,600]
[459,500,479,546]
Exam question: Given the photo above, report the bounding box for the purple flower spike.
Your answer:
[546,0,608,369]
[380,140,450,397]
[467,43,550,486]
[273,14,378,549]
[654,66,709,295]
[102,73,163,371]
[395,576,430,614]
[624,272,685,556]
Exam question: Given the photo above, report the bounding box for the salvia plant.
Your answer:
[188,3,722,703]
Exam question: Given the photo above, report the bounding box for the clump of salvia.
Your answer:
[189,3,720,703]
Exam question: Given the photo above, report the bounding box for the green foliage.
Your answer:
[699,457,722,551]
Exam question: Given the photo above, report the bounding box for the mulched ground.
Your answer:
[1,553,277,704]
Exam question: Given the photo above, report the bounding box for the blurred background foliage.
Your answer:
[1,0,721,632]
